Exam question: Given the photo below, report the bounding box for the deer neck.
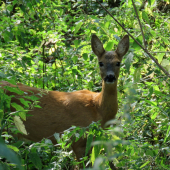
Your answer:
[97,81,118,127]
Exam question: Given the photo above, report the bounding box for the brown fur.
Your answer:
[0,34,129,162]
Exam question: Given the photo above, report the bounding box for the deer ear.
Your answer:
[116,35,129,60]
[91,34,105,58]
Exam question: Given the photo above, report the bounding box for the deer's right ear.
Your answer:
[91,34,105,58]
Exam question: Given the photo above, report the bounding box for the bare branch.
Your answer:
[151,51,170,53]
[132,0,147,49]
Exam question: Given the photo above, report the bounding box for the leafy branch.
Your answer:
[96,0,170,78]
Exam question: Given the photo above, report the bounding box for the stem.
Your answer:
[42,41,46,89]
[132,0,147,49]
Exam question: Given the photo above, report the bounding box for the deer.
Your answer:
[0,34,129,168]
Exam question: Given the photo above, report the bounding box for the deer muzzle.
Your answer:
[104,74,116,83]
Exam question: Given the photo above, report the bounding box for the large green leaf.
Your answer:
[125,52,134,73]
[142,11,150,24]
[105,41,114,51]
[0,71,6,78]
[83,53,88,61]
[148,0,156,6]
[134,67,141,82]
[29,151,42,169]
[156,53,164,63]
[132,37,143,50]
[0,137,22,169]
[11,103,26,121]
[6,86,24,95]
[85,134,93,156]
[74,22,83,35]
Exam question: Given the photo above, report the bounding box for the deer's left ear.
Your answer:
[116,35,129,60]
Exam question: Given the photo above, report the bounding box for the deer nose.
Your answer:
[104,74,116,83]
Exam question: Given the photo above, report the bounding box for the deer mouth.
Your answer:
[104,74,116,84]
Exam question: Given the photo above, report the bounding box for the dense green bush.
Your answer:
[0,0,170,169]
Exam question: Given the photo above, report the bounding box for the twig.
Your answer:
[96,0,170,78]
[42,41,46,89]
[132,0,147,49]
[151,51,170,53]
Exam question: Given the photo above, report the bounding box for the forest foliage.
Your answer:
[0,0,170,169]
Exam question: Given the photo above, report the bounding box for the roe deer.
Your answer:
[0,34,129,164]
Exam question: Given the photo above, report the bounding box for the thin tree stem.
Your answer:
[132,0,147,49]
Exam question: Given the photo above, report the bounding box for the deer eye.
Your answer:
[116,62,120,67]
[99,62,104,67]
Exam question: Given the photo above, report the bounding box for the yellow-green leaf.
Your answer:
[13,116,28,135]
[105,41,114,51]
[7,145,19,152]
[74,22,83,35]
[140,161,150,168]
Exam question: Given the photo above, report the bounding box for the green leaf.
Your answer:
[54,133,60,143]
[146,149,154,157]
[26,95,40,101]
[0,71,6,78]
[148,0,156,6]
[142,11,150,24]
[29,151,42,169]
[125,52,134,73]
[73,39,80,48]
[0,110,4,126]
[104,21,110,29]
[20,5,26,13]
[19,98,30,108]
[34,105,41,108]
[0,163,9,170]
[93,136,101,159]
[72,68,77,74]
[161,59,170,67]
[85,134,93,156]
[156,53,164,63]
[132,38,142,50]
[91,147,96,166]
[140,161,150,168]
[105,41,114,51]
[148,0,151,6]
[164,125,170,143]
[72,55,78,64]
[6,86,24,95]
[148,86,153,97]
[150,30,156,37]
[7,145,19,152]
[161,37,169,45]
[160,162,169,169]
[74,22,83,35]
[166,65,170,73]
[145,100,156,107]
[83,53,88,60]
[0,137,22,169]
[13,116,28,135]
[93,157,103,168]
[134,68,141,82]
[44,139,53,144]
[90,55,94,61]
[60,8,63,15]
[11,103,26,121]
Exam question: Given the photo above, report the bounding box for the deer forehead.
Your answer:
[100,51,120,63]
